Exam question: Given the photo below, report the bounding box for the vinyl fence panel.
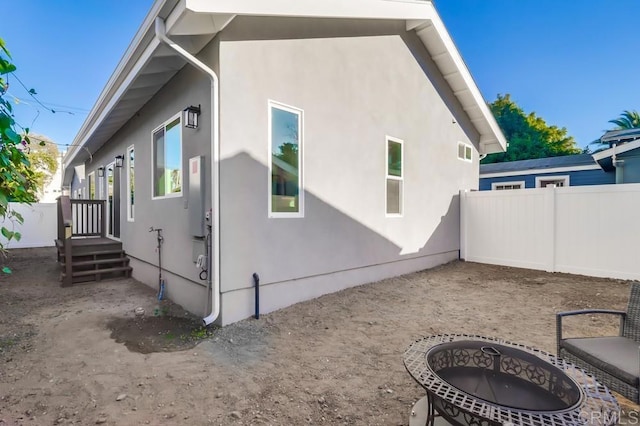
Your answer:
[461,184,640,281]
[0,203,57,249]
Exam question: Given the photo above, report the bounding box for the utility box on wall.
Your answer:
[188,156,205,237]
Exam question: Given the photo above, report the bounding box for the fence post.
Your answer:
[544,186,556,272]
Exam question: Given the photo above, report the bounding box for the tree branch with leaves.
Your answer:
[0,38,40,269]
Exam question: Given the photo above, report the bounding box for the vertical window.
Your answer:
[152,114,182,198]
[127,145,135,221]
[88,172,96,200]
[386,137,403,216]
[458,142,472,162]
[269,101,303,217]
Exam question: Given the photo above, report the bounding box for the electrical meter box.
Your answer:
[188,156,205,237]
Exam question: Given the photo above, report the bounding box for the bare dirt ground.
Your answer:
[0,247,637,425]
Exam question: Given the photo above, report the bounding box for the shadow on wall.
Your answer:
[219,151,459,290]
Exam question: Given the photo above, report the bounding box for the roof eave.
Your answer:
[409,7,506,155]
[64,0,505,185]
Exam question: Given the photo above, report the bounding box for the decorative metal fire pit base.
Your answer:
[404,334,619,426]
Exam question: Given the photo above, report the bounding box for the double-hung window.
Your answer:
[386,136,403,216]
[269,101,303,217]
[152,114,182,198]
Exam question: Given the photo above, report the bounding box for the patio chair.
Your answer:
[556,282,640,403]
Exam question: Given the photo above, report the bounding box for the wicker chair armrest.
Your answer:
[557,309,626,319]
[556,309,626,355]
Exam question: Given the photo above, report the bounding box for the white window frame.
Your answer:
[268,100,304,218]
[88,171,96,200]
[491,181,525,191]
[385,136,404,217]
[457,141,473,162]
[126,145,135,222]
[151,112,183,200]
[535,175,570,188]
[97,168,105,200]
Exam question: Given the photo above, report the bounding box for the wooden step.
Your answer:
[70,266,132,278]
[61,266,132,284]
[59,249,126,260]
[61,257,130,268]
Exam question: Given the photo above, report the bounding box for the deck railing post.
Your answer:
[59,196,73,287]
[99,201,106,238]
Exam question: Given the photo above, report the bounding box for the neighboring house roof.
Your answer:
[63,0,506,184]
[592,138,640,171]
[479,154,599,178]
[599,128,640,145]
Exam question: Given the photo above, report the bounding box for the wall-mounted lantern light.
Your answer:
[97,167,105,177]
[115,155,124,168]
[183,104,201,129]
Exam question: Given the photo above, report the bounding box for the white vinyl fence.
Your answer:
[0,203,57,249]
[460,184,640,281]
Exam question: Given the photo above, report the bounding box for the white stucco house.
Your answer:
[62,0,506,325]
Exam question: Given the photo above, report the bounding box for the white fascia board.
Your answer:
[185,0,432,20]
[480,164,601,179]
[64,0,170,169]
[63,37,161,173]
[592,139,640,161]
[409,3,507,155]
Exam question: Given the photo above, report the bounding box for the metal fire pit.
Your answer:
[404,334,619,426]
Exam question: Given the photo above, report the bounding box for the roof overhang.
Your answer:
[599,128,640,145]
[63,0,506,184]
[592,138,640,171]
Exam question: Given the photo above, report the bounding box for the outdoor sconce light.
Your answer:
[115,155,124,168]
[183,104,201,129]
[97,167,105,177]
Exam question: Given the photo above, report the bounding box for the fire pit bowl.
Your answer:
[404,334,620,426]
[427,341,582,424]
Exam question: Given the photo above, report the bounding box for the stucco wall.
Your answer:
[82,46,218,316]
[217,17,479,324]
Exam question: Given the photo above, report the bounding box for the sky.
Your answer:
[3,0,639,152]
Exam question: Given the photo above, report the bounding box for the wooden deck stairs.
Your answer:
[56,196,132,286]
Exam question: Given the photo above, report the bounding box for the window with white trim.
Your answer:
[88,172,96,200]
[492,181,525,190]
[458,142,472,162]
[269,101,303,217]
[127,145,135,221]
[535,175,569,188]
[386,136,403,216]
[152,114,182,198]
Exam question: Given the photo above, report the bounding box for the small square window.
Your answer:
[458,142,473,162]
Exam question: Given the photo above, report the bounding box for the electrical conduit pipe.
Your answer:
[154,17,221,326]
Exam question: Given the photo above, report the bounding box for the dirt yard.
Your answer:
[0,248,637,425]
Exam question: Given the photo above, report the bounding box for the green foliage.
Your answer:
[0,38,39,266]
[25,134,59,200]
[482,94,581,164]
[609,110,640,130]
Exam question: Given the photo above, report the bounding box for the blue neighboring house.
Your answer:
[480,128,640,190]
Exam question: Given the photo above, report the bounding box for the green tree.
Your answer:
[608,110,640,130]
[0,38,39,263]
[25,134,59,200]
[482,94,580,164]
